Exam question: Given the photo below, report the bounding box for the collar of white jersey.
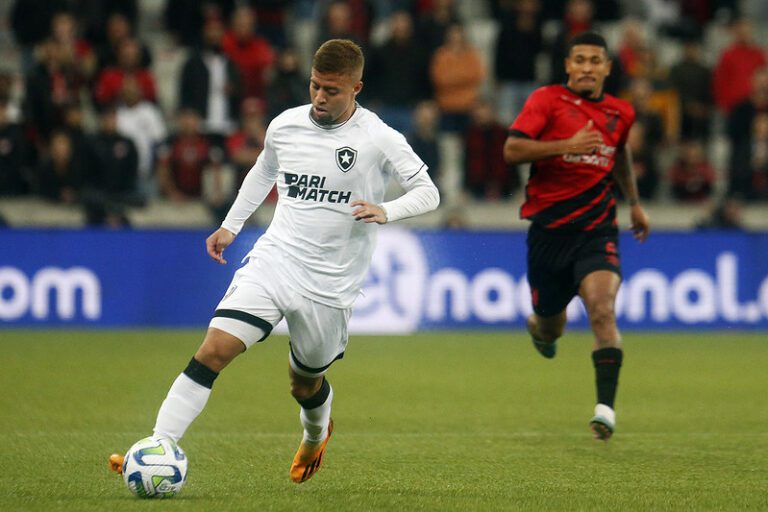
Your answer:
[308,102,360,130]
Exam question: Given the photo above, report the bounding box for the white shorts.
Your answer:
[209,256,351,377]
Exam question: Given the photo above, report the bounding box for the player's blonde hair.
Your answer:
[312,39,364,79]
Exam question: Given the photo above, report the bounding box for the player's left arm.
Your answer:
[613,145,650,242]
[352,169,440,224]
[353,128,440,224]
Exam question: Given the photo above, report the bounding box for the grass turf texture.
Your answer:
[1,331,767,511]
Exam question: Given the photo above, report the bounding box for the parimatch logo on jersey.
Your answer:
[285,173,352,203]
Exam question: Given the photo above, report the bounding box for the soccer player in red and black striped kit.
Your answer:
[503,32,650,440]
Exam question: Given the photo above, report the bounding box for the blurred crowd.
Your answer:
[1,0,767,228]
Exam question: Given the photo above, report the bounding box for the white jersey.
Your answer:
[221,104,439,308]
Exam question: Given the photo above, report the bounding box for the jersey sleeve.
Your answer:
[377,126,440,222]
[220,123,280,235]
[617,104,636,149]
[379,127,427,182]
[509,87,551,140]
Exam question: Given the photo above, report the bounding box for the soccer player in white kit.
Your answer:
[109,39,439,484]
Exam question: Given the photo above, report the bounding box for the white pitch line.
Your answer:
[5,431,768,438]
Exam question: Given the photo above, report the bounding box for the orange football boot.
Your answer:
[289,419,333,483]
[108,453,125,474]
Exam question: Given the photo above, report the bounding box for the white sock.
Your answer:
[594,403,616,426]
[300,385,333,444]
[153,373,211,442]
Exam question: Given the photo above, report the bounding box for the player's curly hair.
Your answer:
[313,39,364,78]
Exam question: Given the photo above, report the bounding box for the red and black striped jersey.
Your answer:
[509,85,635,232]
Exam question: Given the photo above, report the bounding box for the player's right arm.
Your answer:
[205,156,275,264]
[206,123,279,263]
[219,126,279,230]
[503,120,604,164]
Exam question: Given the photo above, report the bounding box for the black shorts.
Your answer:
[526,223,621,317]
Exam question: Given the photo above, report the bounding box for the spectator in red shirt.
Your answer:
[24,39,82,140]
[549,0,595,85]
[50,11,97,81]
[251,0,291,48]
[96,12,152,72]
[226,98,267,184]
[712,17,767,113]
[464,100,519,200]
[221,6,275,101]
[727,67,768,198]
[156,109,215,201]
[617,19,650,82]
[94,37,157,106]
[669,139,716,202]
[316,0,373,48]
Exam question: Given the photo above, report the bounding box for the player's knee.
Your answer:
[587,301,616,329]
[538,321,564,341]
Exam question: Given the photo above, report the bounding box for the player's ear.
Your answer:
[354,81,363,96]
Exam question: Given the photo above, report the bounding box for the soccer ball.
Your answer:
[122,437,188,499]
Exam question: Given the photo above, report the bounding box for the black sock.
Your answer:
[183,357,219,389]
[592,347,623,408]
[296,378,331,410]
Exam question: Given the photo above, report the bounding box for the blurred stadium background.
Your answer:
[1,0,768,510]
[1,0,768,229]
[1,0,768,329]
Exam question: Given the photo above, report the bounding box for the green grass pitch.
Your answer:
[1,330,767,511]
